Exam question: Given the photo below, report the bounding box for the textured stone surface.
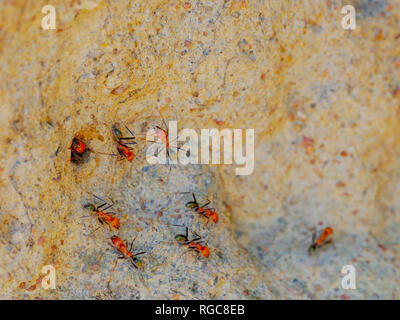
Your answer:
[0,0,399,299]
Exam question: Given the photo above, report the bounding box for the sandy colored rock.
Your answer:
[0,0,399,299]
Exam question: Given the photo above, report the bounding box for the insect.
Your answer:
[185,192,219,224]
[308,227,333,254]
[112,123,137,162]
[106,235,150,293]
[83,195,120,231]
[145,109,187,164]
[174,226,210,258]
[148,109,173,161]
[109,235,146,269]
[71,138,86,154]
[70,137,89,163]
[153,124,169,151]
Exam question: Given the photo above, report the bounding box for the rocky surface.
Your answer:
[0,0,399,299]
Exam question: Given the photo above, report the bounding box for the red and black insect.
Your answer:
[308,227,333,254]
[109,235,146,269]
[70,137,89,163]
[145,109,187,164]
[186,192,219,224]
[149,109,173,162]
[111,123,137,162]
[83,195,120,231]
[105,235,151,292]
[174,226,210,258]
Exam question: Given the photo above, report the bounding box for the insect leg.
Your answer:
[133,251,146,257]
[97,202,108,210]
[92,194,107,203]
[124,126,136,138]
[102,203,114,211]
[201,200,211,208]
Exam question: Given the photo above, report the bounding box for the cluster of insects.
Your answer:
[83,195,144,269]
[70,123,137,163]
[69,116,334,291]
[70,119,219,289]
